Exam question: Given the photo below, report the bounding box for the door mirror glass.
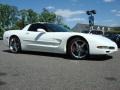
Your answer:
[37,28,46,32]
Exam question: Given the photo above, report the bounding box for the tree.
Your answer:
[56,15,63,24]
[39,8,56,23]
[0,4,18,29]
[19,9,28,27]
[27,9,38,23]
[15,20,25,29]
[0,26,4,37]
[0,4,71,31]
[18,9,39,28]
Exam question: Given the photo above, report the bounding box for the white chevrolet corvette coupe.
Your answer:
[3,23,118,59]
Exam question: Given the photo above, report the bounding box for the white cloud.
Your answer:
[46,6,55,10]
[111,9,120,16]
[116,14,120,16]
[66,18,86,22]
[111,9,117,13]
[104,0,115,2]
[55,9,85,18]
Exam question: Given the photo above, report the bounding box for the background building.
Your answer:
[72,23,111,33]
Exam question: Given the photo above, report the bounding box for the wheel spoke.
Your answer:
[14,42,18,52]
[81,42,86,48]
[74,41,79,48]
[78,50,81,58]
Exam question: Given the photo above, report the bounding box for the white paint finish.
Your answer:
[3,24,118,55]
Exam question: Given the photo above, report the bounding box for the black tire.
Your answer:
[9,36,21,53]
[116,37,120,48]
[67,38,89,59]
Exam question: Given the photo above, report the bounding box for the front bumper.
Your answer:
[90,45,118,55]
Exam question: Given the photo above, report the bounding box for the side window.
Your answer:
[28,24,47,32]
[28,24,37,31]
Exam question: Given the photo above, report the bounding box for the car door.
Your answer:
[23,24,62,52]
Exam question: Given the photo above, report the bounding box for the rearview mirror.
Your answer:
[37,28,46,32]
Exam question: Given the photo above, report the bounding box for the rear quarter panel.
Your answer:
[3,30,25,48]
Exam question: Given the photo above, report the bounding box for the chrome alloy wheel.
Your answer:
[9,37,21,53]
[71,40,88,59]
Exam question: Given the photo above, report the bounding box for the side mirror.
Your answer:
[37,28,46,32]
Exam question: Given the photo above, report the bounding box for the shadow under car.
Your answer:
[3,50,112,61]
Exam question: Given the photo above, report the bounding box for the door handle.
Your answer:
[26,32,29,34]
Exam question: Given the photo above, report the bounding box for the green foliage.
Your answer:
[108,30,120,34]
[19,9,28,26]
[18,9,39,28]
[107,27,120,34]
[0,4,71,31]
[112,27,120,31]
[0,4,18,29]
[0,4,20,35]
[0,26,4,37]
[27,9,38,23]
[39,8,56,23]
[15,20,25,29]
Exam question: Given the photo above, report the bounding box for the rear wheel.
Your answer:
[9,36,21,53]
[67,38,89,59]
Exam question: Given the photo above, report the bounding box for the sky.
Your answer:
[0,0,120,28]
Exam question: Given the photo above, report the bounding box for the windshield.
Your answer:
[45,24,69,32]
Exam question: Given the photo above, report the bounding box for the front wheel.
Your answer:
[67,38,89,59]
[9,37,21,53]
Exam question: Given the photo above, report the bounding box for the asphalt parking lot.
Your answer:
[0,40,120,90]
